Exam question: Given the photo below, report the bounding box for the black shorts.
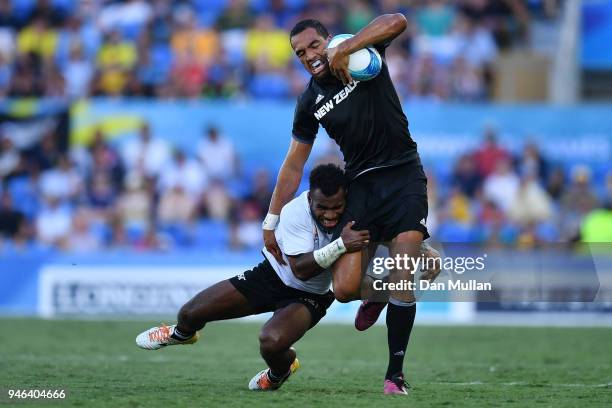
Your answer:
[333,161,429,243]
[229,259,335,328]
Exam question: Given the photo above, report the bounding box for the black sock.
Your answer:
[385,300,416,380]
[171,326,195,341]
[268,369,289,383]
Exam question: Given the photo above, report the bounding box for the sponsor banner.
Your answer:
[39,265,245,317]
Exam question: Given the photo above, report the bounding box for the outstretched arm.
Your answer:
[327,13,407,84]
[263,139,312,265]
[267,139,312,215]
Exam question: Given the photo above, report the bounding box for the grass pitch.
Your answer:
[0,319,611,407]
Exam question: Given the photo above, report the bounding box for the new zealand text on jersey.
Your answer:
[314,81,360,121]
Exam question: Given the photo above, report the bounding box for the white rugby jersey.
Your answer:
[262,191,333,294]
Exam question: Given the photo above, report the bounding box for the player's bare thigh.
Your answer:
[178,280,257,332]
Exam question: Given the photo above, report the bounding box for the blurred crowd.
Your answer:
[0,123,277,252]
[0,121,610,254]
[0,0,560,101]
[2,0,608,254]
[426,129,612,246]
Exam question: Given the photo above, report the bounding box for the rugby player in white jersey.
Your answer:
[135,164,370,390]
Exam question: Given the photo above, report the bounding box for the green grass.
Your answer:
[0,319,611,407]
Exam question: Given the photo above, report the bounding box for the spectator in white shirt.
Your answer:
[483,158,520,213]
[116,172,151,231]
[35,196,72,246]
[508,173,553,225]
[65,209,102,252]
[454,16,497,68]
[197,125,237,181]
[39,155,83,202]
[158,149,208,197]
[63,45,93,99]
[158,184,197,225]
[121,122,170,177]
[230,200,263,249]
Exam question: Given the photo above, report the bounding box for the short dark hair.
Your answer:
[290,19,329,39]
[309,164,347,197]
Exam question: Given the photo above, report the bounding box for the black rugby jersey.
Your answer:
[292,44,419,179]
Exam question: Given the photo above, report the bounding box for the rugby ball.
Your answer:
[327,34,382,81]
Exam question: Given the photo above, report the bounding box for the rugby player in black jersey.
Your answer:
[262,15,434,394]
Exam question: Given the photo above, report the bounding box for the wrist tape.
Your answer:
[313,238,347,269]
[262,213,279,230]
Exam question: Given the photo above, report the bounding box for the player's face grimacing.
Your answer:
[290,27,331,80]
[308,187,346,233]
